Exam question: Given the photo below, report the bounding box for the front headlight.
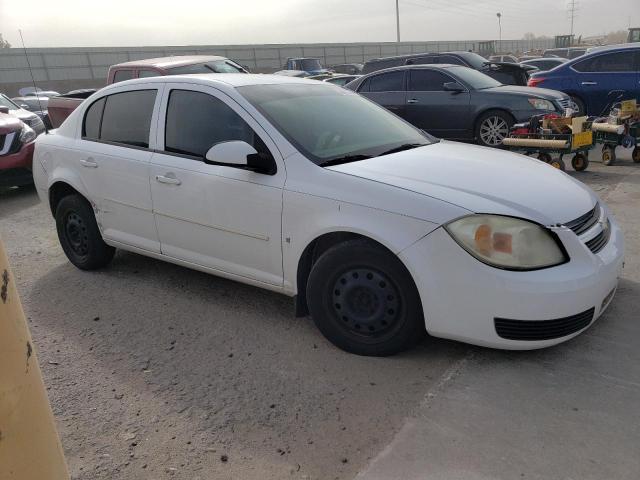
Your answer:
[19,124,37,144]
[444,215,567,270]
[528,98,555,111]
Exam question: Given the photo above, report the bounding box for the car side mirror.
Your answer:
[205,140,257,168]
[0,106,9,114]
[443,82,465,93]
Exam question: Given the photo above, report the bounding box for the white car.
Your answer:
[33,74,624,356]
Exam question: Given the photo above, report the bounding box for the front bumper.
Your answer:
[399,215,624,350]
[0,142,35,187]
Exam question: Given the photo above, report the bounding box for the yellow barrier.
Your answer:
[0,236,70,480]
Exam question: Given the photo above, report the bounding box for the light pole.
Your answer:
[496,12,502,52]
[396,0,401,42]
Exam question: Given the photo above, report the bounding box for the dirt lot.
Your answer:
[1,150,639,480]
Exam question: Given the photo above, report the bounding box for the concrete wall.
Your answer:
[0,39,555,97]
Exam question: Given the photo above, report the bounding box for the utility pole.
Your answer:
[396,0,401,42]
[496,13,502,50]
[568,0,577,40]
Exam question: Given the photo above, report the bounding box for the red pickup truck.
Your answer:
[0,111,37,187]
[47,55,248,128]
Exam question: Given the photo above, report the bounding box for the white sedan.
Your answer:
[33,74,623,356]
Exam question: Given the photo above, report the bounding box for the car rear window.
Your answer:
[82,90,156,148]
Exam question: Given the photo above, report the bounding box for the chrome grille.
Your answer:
[565,203,600,235]
[585,219,611,254]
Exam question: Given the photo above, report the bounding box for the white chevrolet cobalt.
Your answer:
[33,74,623,356]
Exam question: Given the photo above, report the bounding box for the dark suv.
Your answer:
[362,52,535,86]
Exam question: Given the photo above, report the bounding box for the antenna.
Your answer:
[18,29,48,134]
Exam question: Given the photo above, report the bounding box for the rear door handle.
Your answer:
[407,98,419,104]
[581,81,597,86]
[79,158,98,168]
[155,174,182,186]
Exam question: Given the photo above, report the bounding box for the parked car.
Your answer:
[0,112,37,187]
[33,74,623,355]
[324,74,361,86]
[543,47,587,59]
[282,57,329,75]
[306,73,336,81]
[0,94,46,135]
[362,52,535,86]
[25,90,60,98]
[12,96,53,129]
[528,43,640,115]
[489,54,518,63]
[329,63,363,75]
[520,57,568,72]
[345,64,572,147]
[46,55,248,128]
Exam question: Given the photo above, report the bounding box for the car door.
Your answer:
[149,84,285,286]
[76,86,162,252]
[403,68,471,138]
[358,70,407,118]
[572,50,638,115]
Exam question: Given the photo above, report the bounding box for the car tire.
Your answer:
[306,239,425,356]
[571,152,589,172]
[569,96,586,116]
[475,110,514,148]
[55,194,115,270]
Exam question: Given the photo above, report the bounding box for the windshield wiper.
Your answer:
[377,143,427,157]
[320,154,372,167]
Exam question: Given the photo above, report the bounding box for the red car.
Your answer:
[0,111,37,187]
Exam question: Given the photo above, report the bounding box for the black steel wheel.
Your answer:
[55,194,115,270]
[601,144,616,166]
[306,239,425,356]
[571,152,589,172]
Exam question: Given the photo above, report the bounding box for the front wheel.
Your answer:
[571,152,589,172]
[602,145,616,166]
[306,239,425,356]
[475,111,513,148]
[55,194,115,270]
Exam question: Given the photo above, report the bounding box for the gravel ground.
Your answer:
[0,148,637,480]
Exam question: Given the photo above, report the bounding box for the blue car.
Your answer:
[528,44,640,116]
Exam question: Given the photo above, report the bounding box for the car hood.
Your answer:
[327,141,596,225]
[0,113,23,134]
[482,85,567,100]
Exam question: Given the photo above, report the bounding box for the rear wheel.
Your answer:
[601,144,616,166]
[306,239,425,356]
[55,195,115,270]
[476,111,513,148]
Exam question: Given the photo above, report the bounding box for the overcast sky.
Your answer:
[0,0,637,47]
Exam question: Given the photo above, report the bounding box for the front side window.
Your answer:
[409,70,453,91]
[113,70,134,83]
[239,84,432,165]
[164,89,262,158]
[82,90,156,148]
[574,51,636,72]
[368,71,405,92]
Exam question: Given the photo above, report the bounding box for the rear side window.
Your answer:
[573,51,637,72]
[82,90,157,148]
[164,89,258,158]
[83,97,105,139]
[409,70,452,91]
[368,71,405,92]
[112,70,134,83]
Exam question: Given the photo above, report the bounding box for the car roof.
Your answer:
[586,43,639,53]
[112,55,228,69]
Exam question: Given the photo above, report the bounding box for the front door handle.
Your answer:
[79,158,98,168]
[581,81,597,86]
[155,174,182,186]
[407,98,419,104]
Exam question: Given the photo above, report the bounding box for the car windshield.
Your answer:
[0,94,20,110]
[239,84,432,165]
[166,60,245,75]
[296,59,322,70]
[448,66,502,90]
[454,52,487,69]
